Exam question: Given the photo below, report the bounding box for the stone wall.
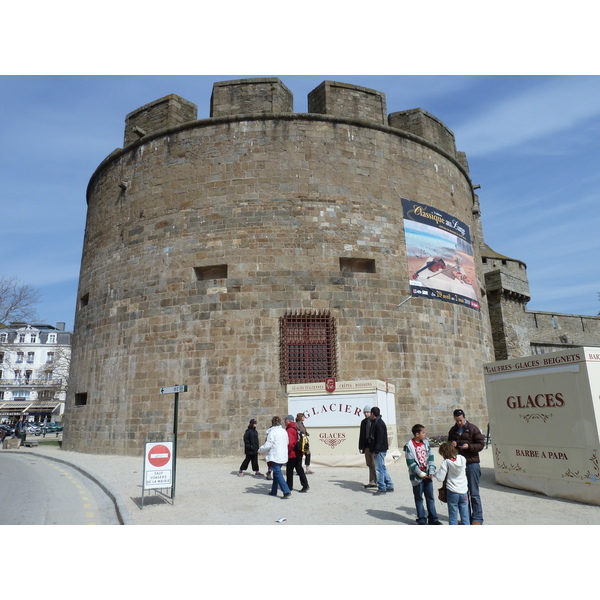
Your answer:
[64,79,493,457]
[528,311,600,352]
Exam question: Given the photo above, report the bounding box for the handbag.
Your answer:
[438,464,449,503]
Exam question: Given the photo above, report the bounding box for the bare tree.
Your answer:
[0,276,41,327]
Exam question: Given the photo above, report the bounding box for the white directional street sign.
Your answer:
[160,385,188,394]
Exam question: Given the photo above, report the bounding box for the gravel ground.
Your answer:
[11,443,600,526]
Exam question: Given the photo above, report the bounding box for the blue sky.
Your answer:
[1,74,599,331]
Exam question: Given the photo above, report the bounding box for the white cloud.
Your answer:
[455,77,600,157]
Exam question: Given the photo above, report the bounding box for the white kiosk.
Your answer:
[287,379,400,467]
[484,347,600,505]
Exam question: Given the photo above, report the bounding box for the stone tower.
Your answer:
[64,78,494,457]
[481,244,531,360]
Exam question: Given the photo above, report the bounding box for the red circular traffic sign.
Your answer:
[148,444,171,467]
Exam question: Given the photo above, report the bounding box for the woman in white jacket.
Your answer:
[258,416,292,498]
[434,442,470,525]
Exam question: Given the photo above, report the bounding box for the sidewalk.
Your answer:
[10,443,600,525]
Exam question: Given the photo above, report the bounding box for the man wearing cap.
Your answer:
[448,409,485,524]
[359,406,377,489]
[238,418,262,477]
[284,414,310,493]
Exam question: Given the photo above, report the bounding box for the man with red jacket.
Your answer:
[284,414,309,493]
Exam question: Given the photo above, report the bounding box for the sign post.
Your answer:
[159,384,188,501]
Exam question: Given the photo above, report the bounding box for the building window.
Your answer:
[75,392,88,406]
[80,293,90,308]
[339,257,376,274]
[194,264,228,280]
[16,352,24,363]
[27,352,35,363]
[0,352,4,363]
[48,334,56,343]
[279,310,337,385]
[0,333,7,343]
[30,334,37,343]
[19,334,26,343]
[46,352,55,363]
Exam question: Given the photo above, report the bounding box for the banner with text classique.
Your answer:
[402,198,480,311]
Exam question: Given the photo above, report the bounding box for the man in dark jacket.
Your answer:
[358,406,377,488]
[368,407,394,495]
[448,409,485,524]
[238,419,262,477]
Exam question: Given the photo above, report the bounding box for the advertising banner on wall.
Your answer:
[484,347,600,505]
[287,380,400,467]
[402,197,480,311]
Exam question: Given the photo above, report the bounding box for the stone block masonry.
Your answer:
[65,78,493,458]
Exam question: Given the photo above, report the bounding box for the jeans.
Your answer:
[466,462,483,523]
[412,477,439,524]
[271,463,290,496]
[373,452,394,491]
[446,490,470,525]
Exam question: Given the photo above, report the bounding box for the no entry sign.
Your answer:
[148,444,171,467]
[144,441,173,489]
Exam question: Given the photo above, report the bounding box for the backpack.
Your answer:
[294,427,310,454]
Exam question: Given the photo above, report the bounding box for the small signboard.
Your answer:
[160,385,188,394]
[144,441,173,489]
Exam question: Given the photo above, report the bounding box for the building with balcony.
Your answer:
[0,322,71,423]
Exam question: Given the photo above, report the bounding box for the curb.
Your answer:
[11,450,134,525]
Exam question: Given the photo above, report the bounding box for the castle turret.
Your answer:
[66,78,493,457]
[481,243,531,360]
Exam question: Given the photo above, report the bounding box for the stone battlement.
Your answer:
[121,77,461,162]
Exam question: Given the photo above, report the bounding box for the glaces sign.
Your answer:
[484,347,600,506]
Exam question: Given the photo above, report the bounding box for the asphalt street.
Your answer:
[0,451,120,525]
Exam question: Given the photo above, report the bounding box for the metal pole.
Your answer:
[172,390,179,501]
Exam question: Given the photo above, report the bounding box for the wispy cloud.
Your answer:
[455,76,600,157]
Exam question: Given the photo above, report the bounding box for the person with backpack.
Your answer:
[284,414,309,492]
[296,413,314,474]
[238,419,263,477]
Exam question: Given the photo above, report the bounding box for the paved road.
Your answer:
[0,452,120,525]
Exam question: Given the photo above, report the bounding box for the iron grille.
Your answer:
[279,310,337,385]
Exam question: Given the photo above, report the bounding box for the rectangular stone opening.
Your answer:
[80,293,89,308]
[194,265,228,280]
[339,257,376,274]
[75,392,88,406]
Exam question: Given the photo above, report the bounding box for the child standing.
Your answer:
[404,424,442,525]
[434,442,470,525]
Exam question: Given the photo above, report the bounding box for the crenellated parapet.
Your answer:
[307,80,387,125]
[210,77,293,117]
[118,78,470,178]
[124,94,198,147]
[389,108,458,159]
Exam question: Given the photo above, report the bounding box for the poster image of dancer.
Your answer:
[402,198,480,311]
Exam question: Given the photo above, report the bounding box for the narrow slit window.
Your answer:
[339,257,376,274]
[194,264,228,280]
